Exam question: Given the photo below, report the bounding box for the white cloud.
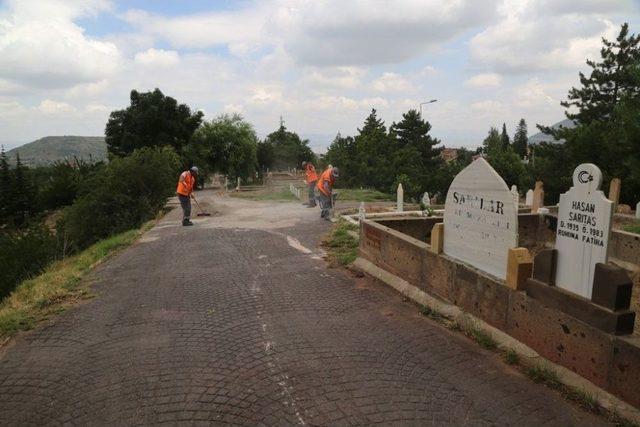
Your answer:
[121,7,267,52]
[85,103,110,114]
[0,100,26,117]
[37,99,76,114]
[0,0,120,89]
[301,67,365,90]
[134,48,180,67]
[465,73,502,89]
[372,72,414,92]
[469,0,631,73]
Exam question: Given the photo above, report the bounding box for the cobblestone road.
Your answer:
[0,192,609,425]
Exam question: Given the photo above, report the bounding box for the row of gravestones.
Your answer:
[442,158,614,300]
[523,177,640,219]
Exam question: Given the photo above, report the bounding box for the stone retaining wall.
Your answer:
[359,219,640,408]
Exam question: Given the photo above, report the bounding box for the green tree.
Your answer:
[562,23,640,125]
[537,23,640,203]
[324,133,358,188]
[11,154,35,227]
[257,141,275,172]
[263,120,316,170]
[500,123,510,148]
[390,109,443,199]
[353,109,394,191]
[105,88,203,157]
[483,127,525,188]
[513,119,528,159]
[187,114,258,180]
[0,146,11,224]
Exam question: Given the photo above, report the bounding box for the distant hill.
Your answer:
[6,136,107,166]
[528,119,576,146]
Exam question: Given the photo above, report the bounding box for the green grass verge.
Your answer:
[0,222,153,341]
[230,189,298,202]
[334,188,394,202]
[322,219,359,267]
[623,223,640,234]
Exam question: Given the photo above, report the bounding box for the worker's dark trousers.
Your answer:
[178,194,191,222]
[308,180,317,206]
[317,192,332,219]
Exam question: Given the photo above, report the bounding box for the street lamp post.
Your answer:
[419,99,437,116]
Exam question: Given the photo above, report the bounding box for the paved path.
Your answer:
[0,190,609,426]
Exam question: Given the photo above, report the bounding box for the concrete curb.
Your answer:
[353,257,640,424]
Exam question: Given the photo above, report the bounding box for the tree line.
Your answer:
[326,23,640,207]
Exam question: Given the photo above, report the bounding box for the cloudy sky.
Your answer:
[0,0,638,151]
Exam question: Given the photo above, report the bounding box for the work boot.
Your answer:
[182,219,194,226]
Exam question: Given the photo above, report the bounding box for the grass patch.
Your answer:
[503,349,520,365]
[0,222,153,340]
[525,365,562,389]
[419,305,443,321]
[623,223,640,234]
[334,188,394,202]
[470,328,497,350]
[230,189,297,202]
[322,219,359,267]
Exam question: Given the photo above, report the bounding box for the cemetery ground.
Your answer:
[0,189,619,426]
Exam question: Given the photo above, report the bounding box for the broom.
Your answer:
[191,194,212,216]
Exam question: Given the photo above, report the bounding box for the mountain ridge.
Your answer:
[5,136,107,166]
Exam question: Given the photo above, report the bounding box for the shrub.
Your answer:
[0,225,58,300]
[60,147,180,250]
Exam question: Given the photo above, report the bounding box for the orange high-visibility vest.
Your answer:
[316,168,335,196]
[176,171,195,196]
[304,163,318,184]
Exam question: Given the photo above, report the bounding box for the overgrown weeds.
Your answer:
[470,328,497,350]
[0,222,152,341]
[503,349,519,365]
[322,219,359,267]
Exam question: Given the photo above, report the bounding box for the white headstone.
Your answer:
[397,183,404,212]
[443,158,518,279]
[511,185,519,209]
[236,177,241,190]
[636,201,640,219]
[358,202,366,221]
[421,192,430,207]
[525,189,534,206]
[555,163,613,299]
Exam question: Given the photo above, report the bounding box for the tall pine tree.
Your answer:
[354,109,392,190]
[534,23,640,203]
[513,119,528,159]
[0,146,11,224]
[562,23,640,125]
[12,153,34,227]
[500,123,510,148]
[390,109,443,198]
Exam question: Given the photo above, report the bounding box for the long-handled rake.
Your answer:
[192,194,212,216]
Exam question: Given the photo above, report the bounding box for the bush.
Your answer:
[60,147,180,250]
[0,225,58,300]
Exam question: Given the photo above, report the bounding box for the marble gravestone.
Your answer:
[397,183,404,212]
[510,185,519,209]
[525,189,534,206]
[421,192,430,207]
[555,164,614,299]
[443,158,518,279]
[637,201,640,219]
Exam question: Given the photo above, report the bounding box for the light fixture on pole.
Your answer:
[419,99,437,116]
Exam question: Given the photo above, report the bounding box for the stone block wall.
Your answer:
[358,219,640,408]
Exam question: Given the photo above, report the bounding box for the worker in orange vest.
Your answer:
[176,166,198,226]
[301,161,318,207]
[315,166,339,220]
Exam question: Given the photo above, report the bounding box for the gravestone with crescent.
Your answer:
[443,158,518,279]
[555,163,613,298]
[525,189,534,206]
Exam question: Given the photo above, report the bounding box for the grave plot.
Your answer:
[355,159,640,410]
